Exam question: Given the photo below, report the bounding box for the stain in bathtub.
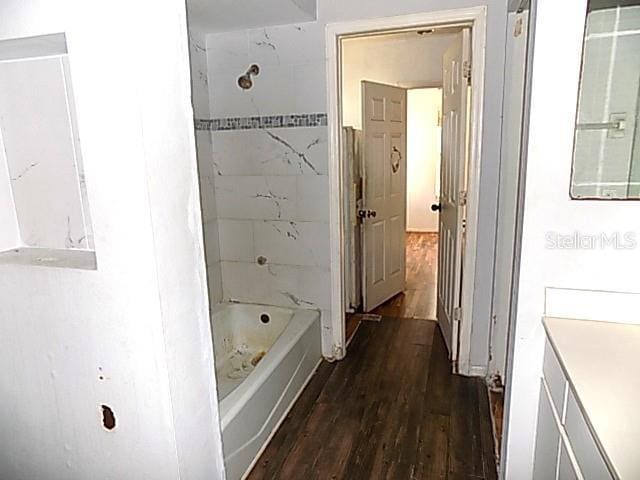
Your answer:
[251,351,266,366]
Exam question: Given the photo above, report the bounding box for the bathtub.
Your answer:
[211,303,322,480]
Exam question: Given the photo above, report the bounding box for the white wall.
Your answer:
[504,0,640,477]
[341,32,456,129]
[407,88,441,232]
[203,0,509,367]
[0,1,225,478]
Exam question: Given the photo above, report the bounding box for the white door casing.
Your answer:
[437,29,471,360]
[361,81,407,312]
[326,8,487,364]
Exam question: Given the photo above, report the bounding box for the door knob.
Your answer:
[430,203,441,212]
[358,209,377,218]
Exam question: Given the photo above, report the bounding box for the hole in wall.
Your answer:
[260,313,271,324]
[101,404,116,430]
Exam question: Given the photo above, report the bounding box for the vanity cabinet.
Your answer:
[533,327,615,479]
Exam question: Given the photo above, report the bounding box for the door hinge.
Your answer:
[453,307,462,324]
[462,60,472,85]
[459,190,468,207]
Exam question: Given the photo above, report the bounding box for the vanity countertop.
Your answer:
[543,317,640,479]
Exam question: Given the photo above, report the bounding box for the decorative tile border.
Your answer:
[195,113,327,132]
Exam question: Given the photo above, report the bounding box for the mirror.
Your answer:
[571,0,640,199]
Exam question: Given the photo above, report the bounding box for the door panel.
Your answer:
[371,97,385,121]
[389,214,404,276]
[371,221,385,285]
[362,81,407,311]
[437,29,470,360]
[371,134,385,196]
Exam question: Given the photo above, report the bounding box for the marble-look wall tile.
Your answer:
[246,23,325,67]
[221,261,295,307]
[206,30,249,74]
[207,262,223,309]
[212,127,327,176]
[292,62,327,113]
[189,33,223,306]
[207,22,327,118]
[220,261,330,311]
[189,32,211,119]
[297,267,331,310]
[206,22,333,355]
[295,175,329,222]
[196,131,218,224]
[215,175,297,220]
[202,220,220,263]
[0,56,90,251]
[253,220,329,267]
[218,219,254,262]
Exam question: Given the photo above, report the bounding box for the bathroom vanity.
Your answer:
[533,317,640,479]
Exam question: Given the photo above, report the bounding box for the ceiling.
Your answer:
[187,0,317,34]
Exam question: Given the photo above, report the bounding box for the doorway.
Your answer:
[337,27,470,358]
[326,8,486,370]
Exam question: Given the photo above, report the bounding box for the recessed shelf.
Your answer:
[0,33,96,269]
[0,247,97,270]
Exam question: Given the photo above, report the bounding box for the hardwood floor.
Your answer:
[345,314,361,344]
[373,232,438,320]
[247,317,497,480]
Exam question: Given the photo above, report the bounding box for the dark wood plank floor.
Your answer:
[374,233,438,320]
[248,317,497,480]
[345,314,361,345]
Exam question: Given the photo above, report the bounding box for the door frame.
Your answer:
[325,7,487,373]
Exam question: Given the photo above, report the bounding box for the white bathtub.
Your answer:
[211,303,322,480]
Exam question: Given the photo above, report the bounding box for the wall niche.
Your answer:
[0,33,96,269]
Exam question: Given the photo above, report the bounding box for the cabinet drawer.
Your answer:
[543,340,568,420]
[533,380,561,480]
[565,389,613,479]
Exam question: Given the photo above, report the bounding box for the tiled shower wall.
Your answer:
[204,23,333,354]
[190,32,223,305]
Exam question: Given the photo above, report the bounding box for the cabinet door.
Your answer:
[534,380,561,480]
[565,390,613,479]
[558,443,579,480]
[543,341,568,420]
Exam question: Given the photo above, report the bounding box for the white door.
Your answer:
[437,29,470,360]
[361,81,407,312]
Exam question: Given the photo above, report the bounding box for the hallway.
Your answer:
[247,316,497,479]
[374,232,438,319]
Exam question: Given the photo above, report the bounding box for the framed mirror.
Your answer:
[571,0,640,199]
